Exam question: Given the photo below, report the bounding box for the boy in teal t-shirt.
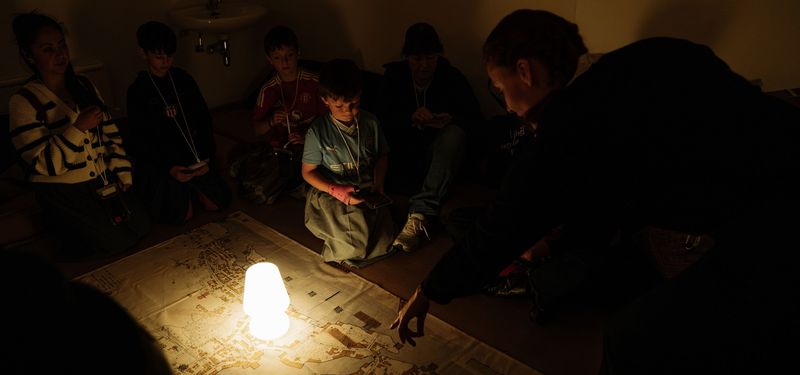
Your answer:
[301,59,395,268]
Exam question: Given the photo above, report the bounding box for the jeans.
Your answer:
[408,124,466,217]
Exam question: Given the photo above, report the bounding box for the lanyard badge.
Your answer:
[96,183,119,198]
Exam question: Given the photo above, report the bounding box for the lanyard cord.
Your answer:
[79,106,110,186]
[278,71,301,133]
[89,109,108,186]
[413,85,426,109]
[332,114,360,184]
[412,76,429,109]
[148,71,201,163]
[43,80,111,185]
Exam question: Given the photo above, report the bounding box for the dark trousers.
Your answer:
[138,167,232,224]
[34,178,151,258]
[388,124,466,217]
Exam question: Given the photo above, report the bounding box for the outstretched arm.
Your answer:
[420,145,558,304]
[390,285,430,347]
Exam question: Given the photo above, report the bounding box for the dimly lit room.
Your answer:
[2,1,799,374]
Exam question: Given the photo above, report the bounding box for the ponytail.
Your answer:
[65,64,104,110]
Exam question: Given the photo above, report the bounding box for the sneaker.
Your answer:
[482,258,540,298]
[483,272,529,297]
[392,213,429,252]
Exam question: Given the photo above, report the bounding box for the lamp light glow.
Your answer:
[243,262,290,340]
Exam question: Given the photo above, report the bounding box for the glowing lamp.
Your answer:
[243,262,290,340]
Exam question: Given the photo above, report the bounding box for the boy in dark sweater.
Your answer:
[127,21,231,223]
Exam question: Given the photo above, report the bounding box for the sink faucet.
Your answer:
[205,35,231,68]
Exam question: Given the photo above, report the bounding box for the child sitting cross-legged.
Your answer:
[302,59,395,268]
[232,25,323,205]
[252,26,323,151]
[126,21,231,224]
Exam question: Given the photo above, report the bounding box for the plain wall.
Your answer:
[0,0,266,115]
[1,0,798,117]
[577,0,800,94]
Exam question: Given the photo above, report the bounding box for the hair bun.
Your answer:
[12,11,62,47]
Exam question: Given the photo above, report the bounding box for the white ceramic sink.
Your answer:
[169,2,268,32]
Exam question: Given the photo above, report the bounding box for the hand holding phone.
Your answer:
[171,166,192,182]
[185,160,207,173]
[426,113,452,128]
[351,190,393,209]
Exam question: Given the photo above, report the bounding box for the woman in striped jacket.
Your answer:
[9,12,150,260]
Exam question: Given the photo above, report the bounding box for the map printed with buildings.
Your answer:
[78,211,540,375]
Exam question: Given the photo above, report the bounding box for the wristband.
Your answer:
[328,184,352,204]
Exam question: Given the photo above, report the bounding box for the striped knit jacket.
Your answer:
[9,78,132,185]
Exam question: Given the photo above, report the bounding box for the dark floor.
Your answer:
[28,107,607,375]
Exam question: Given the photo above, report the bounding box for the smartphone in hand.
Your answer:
[183,160,207,173]
[352,190,393,209]
[427,113,452,128]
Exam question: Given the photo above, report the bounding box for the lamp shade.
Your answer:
[242,262,291,340]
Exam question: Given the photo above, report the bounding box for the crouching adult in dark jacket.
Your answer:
[391,9,800,374]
